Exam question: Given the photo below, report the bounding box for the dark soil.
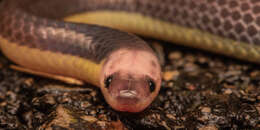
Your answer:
[0,38,259,130]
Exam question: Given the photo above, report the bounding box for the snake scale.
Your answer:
[0,0,260,112]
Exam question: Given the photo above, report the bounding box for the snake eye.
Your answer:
[104,75,113,88]
[148,79,156,92]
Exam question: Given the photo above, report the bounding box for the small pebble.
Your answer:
[186,54,195,62]
[166,91,172,96]
[186,84,196,91]
[111,120,125,130]
[201,107,211,113]
[257,96,260,100]
[161,121,171,130]
[164,101,170,109]
[24,78,34,86]
[168,51,182,60]
[224,89,232,95]
[45,96,56,105]
[184,63,198,72]
[198,56,207,64]
[80,101,91,108]
[250,71,260,77]
[163,70,179,81]
[90,110,97,116]
[167,81,174,87]
[97,121,107,127]
[90,91,97,97]
[256,103,260,114]
[199,125,218,130]
[98,114,107,120]
[81,115,97,123]
[166,114,176,120]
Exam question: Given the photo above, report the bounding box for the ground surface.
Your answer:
[0,38,259,130]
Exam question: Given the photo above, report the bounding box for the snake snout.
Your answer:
[102,72,157,112]
[100,48,162,112]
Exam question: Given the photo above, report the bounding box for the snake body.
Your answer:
[0,0,260,112]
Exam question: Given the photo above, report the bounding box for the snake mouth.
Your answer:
[102,72,154,112]
[111,89,143,112]
[116,93,139,105]
[119,90,138,99]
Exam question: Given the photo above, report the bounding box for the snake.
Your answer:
[0,0,260,113]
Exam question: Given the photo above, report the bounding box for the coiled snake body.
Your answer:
[0,0,260,112]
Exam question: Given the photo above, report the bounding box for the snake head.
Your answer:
[100,48,161,112]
